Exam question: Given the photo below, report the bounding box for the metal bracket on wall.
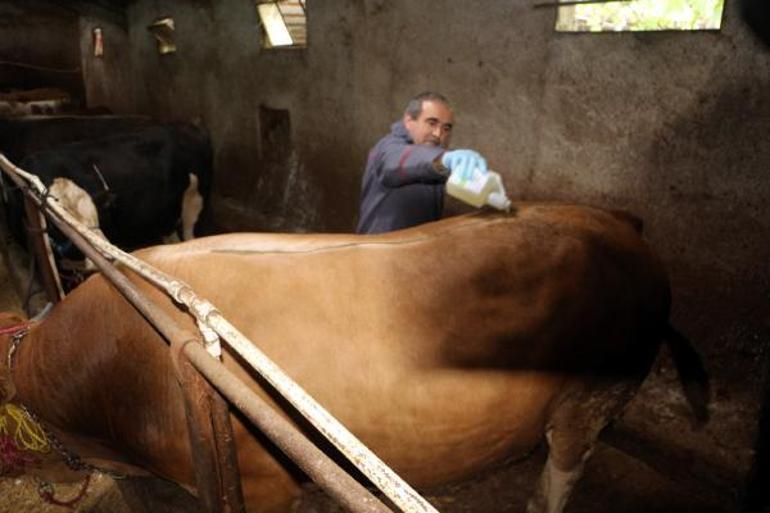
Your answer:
[148,17,177,55]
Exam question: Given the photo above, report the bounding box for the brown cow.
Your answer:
[0,204,707,513]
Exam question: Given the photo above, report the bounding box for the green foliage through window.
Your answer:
[555,0,725,32]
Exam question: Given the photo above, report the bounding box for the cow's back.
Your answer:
[141,204,670,372]
[123,205,670,487]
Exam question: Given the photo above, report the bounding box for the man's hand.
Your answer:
[440,149,488,181]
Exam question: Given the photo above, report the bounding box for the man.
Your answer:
[356,92,488,234]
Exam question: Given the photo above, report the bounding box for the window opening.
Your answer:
[257,1,307,48]
[554,0,725,32]
[259,105,292,162]
[148,17,176,54]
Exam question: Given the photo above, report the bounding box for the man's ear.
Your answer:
[403,113,416,134]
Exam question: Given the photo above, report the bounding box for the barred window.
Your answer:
[257,1,307,48]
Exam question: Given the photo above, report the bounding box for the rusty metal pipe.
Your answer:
[2,167,63,304]
[209,385,247,512]
[0,154,436,513]
[176,354,231,513]
[181,341,395,513]
[1,156,396,513]
[21,196,63,304]
[41,203,393,513]
[4,155,236,512]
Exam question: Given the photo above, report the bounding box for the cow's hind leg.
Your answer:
[180,173,203,240]
[527,379,640,513]
[163,174,203,244]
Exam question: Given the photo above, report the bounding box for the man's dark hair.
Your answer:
[404,92,451,120]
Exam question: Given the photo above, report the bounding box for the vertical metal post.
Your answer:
[43,205,393,513]
[173,353,242,513]
[22,196,63,304]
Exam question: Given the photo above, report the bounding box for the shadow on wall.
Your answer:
[644,77,770,273]
[645,75,770,511]
[259,105,322,231]
[741,0,770,47]
[209,104,323,234]
[737,2,770,511]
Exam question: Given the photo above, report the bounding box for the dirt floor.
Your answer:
[294,443,731,513]
[0,441,732,513]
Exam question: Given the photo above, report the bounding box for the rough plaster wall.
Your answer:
[117,0,547,233]
[122,0,323,232]
[79,16,136,114]
[534,1,770,502]
[81,0,768,507]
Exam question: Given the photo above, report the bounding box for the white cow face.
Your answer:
[49,178,106,271]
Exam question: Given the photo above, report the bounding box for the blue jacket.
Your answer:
[356,121,447,234]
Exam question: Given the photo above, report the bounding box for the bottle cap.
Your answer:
[487,192,511,211]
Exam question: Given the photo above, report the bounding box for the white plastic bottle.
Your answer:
[446,169,512,211]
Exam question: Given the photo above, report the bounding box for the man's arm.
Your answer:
[374,137,447,188]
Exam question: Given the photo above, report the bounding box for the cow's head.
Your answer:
[48,178,106,271]
[49,179,101,231]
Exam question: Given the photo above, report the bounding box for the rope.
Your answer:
[37,474,91,509]
[0,403,50,453]
[0,323,28,335]
[0,403,49,475]
[0,433,40,474]
[0,401,90,508]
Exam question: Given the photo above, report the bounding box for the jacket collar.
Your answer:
[390,121,413,143]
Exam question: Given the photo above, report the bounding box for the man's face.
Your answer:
[403,100,454,148]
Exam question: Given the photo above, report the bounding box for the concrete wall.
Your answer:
[77,0,768,508]
[79,14,136,114]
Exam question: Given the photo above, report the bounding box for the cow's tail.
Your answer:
[664,323,710,425]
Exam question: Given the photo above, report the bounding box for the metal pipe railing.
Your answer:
[32,179,393,513]
[0,154,420,512]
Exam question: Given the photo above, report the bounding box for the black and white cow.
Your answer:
[0,114,151,163]
[9,122,212,262]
